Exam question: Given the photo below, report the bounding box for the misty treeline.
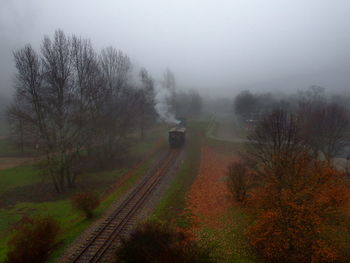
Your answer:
[158,69,202,122]
[234,86,350,162]
[7,30,159,192]
[171,90,202,120]
[7,30,203,193]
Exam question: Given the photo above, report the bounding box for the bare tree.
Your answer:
[227,161,251,202]
[100,46,131,93]
[136,68,157,138]
[9,30,158,191]
[39,30,85,191]
[10,31,104,191]
[96,47,134,160]
[297,85,326,106]
[7,46,44,156]
[246,109,308,171]
[298,102,349,162]
[71,36,105,153]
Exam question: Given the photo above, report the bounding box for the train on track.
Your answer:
[168,118,186,148]
[169,126,186,148]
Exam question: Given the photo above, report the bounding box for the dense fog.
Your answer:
[1,0,350,99]
[2,2,350,262]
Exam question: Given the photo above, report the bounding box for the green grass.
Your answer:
[0,165,42,194]
[96,160,152,213]
[0,124,167,196]
[79,168,126,183]
[0,200,76,262]
[0,153,158,263]
[150,121,205,223]
[48,158,154,263]
[0,165,126,197]
[129,125,167,156]
[197,206,262,263]
[205,136,245,155]
[0,125,166,262]
[0,199,104,262]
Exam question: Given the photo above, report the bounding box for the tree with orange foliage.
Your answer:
[247,154,349,262]
[245,109,350,263]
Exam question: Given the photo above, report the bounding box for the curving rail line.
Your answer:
[69,149,180,263]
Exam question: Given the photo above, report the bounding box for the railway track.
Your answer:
[69,149,180,263]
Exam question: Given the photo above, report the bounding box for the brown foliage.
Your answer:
[71,191,100,218]
[186,146,236,229]
[5,216,60,263]
[115,222,213,263]
[247,154,349,263]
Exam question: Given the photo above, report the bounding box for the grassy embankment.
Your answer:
[0,126,167,262]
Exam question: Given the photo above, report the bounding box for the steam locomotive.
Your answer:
[168,126,186,148]
[168,118,186,148]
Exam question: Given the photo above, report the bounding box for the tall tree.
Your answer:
[9,30,159,191]
[97,46,133,159]
[298,102,349,162]
[246,109,308,171]
[137,68,157,138]
[245,108,349,262]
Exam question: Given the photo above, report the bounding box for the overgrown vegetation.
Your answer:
[228,108,350,262]
[246,154,349,262]
[5,216,60,263]
[116,222,213,263]
[0,133,164,262]
[71,192,100,218]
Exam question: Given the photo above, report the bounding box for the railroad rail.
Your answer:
[69,149,180,263]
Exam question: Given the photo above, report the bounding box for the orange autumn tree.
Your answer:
[245,109,350,262]
[247,153,349,263]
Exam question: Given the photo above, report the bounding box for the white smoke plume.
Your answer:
[154,83,180,124]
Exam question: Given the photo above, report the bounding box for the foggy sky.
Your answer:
[1,0,350,97]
